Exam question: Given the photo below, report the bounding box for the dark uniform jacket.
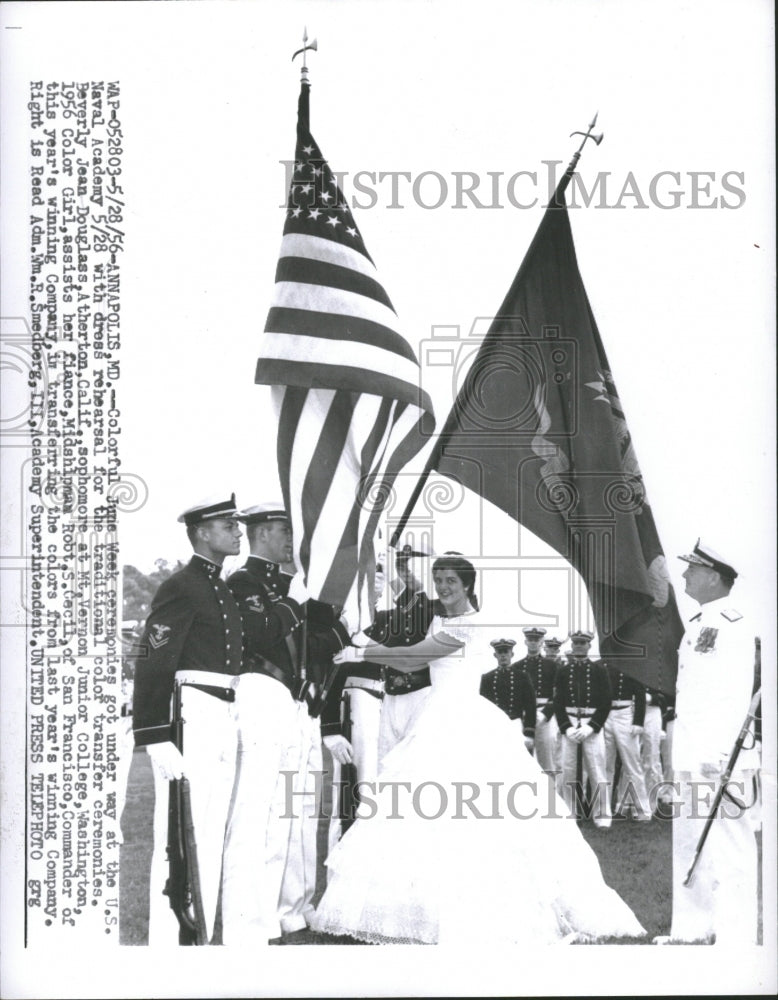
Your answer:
[321,587,443,738]
[554,656,612,734]
[227,556,349,712]
[605,665,647,727]
[480,661,537,734]
[132,555,243,747]
[520,653,559,721]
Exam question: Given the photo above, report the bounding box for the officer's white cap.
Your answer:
[238,502,289,526]
[177,493,238,525]
[678,538,737,580]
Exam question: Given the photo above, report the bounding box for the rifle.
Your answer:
[163,681,208,944]
[308,656,343,720]
[684,687,761,887]
[338,690,359,834]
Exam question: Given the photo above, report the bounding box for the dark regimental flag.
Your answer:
[427,182,683,694]
[255,80,434,626]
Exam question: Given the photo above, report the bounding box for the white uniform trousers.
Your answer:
[147,684,238,945]
[327,683,383,857]
[639,704,664,808]
[671,769,759,944]
[378,687,432,764]
[559,724,611,828]
[221,673,298,946]
[603,706,652,819]
[278,704,322,933]
[533,708,560,777]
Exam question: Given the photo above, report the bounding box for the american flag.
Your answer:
[256,81,435,626]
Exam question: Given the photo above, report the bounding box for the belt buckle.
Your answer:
[388,673,409,693]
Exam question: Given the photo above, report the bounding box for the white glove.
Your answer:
[349,630,373,648]
[564,728,581,743]
[287,572,311,605]
[630,725,644,736]
[373,567,386,605]
[536,710,548,725]
[578,723,594,740]
[523,736,535,752]
[323,734,354,765]
[659,730,667,741]
[334,646,365,665]
[146,741,185,780]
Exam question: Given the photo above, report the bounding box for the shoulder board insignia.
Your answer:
[721,608,743,622]
[148,624,171,649]
[244,594,265,613]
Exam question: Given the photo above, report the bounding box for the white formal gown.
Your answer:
[312,612,646,945]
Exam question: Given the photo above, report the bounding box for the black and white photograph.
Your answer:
[0,0,775,996]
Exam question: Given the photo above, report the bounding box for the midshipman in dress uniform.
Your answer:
[655,540,760,945]
[554,630,613,829]
[537,635,564,774]
[132,494,243,945]
[515,628,552,758]
[323,538,441,851]
[640,686,668,811]
[223,503,350,943]
[374,541,442,762]
[480,637,537,750]
[602,664,652,821]
[512,627,559,769]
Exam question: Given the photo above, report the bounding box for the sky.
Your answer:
[0,1,775,990]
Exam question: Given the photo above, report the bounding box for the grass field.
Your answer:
[119,747,681,946]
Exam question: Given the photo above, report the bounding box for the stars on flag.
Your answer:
[285,127,363,249]
[585,368,626,419]
[585,372,611,404]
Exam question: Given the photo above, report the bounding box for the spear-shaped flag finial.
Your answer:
[292,26,318,85]
[565,111,604,175]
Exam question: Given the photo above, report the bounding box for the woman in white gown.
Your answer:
[312,554,646,946]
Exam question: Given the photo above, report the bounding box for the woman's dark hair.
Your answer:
[431,551,479,610]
